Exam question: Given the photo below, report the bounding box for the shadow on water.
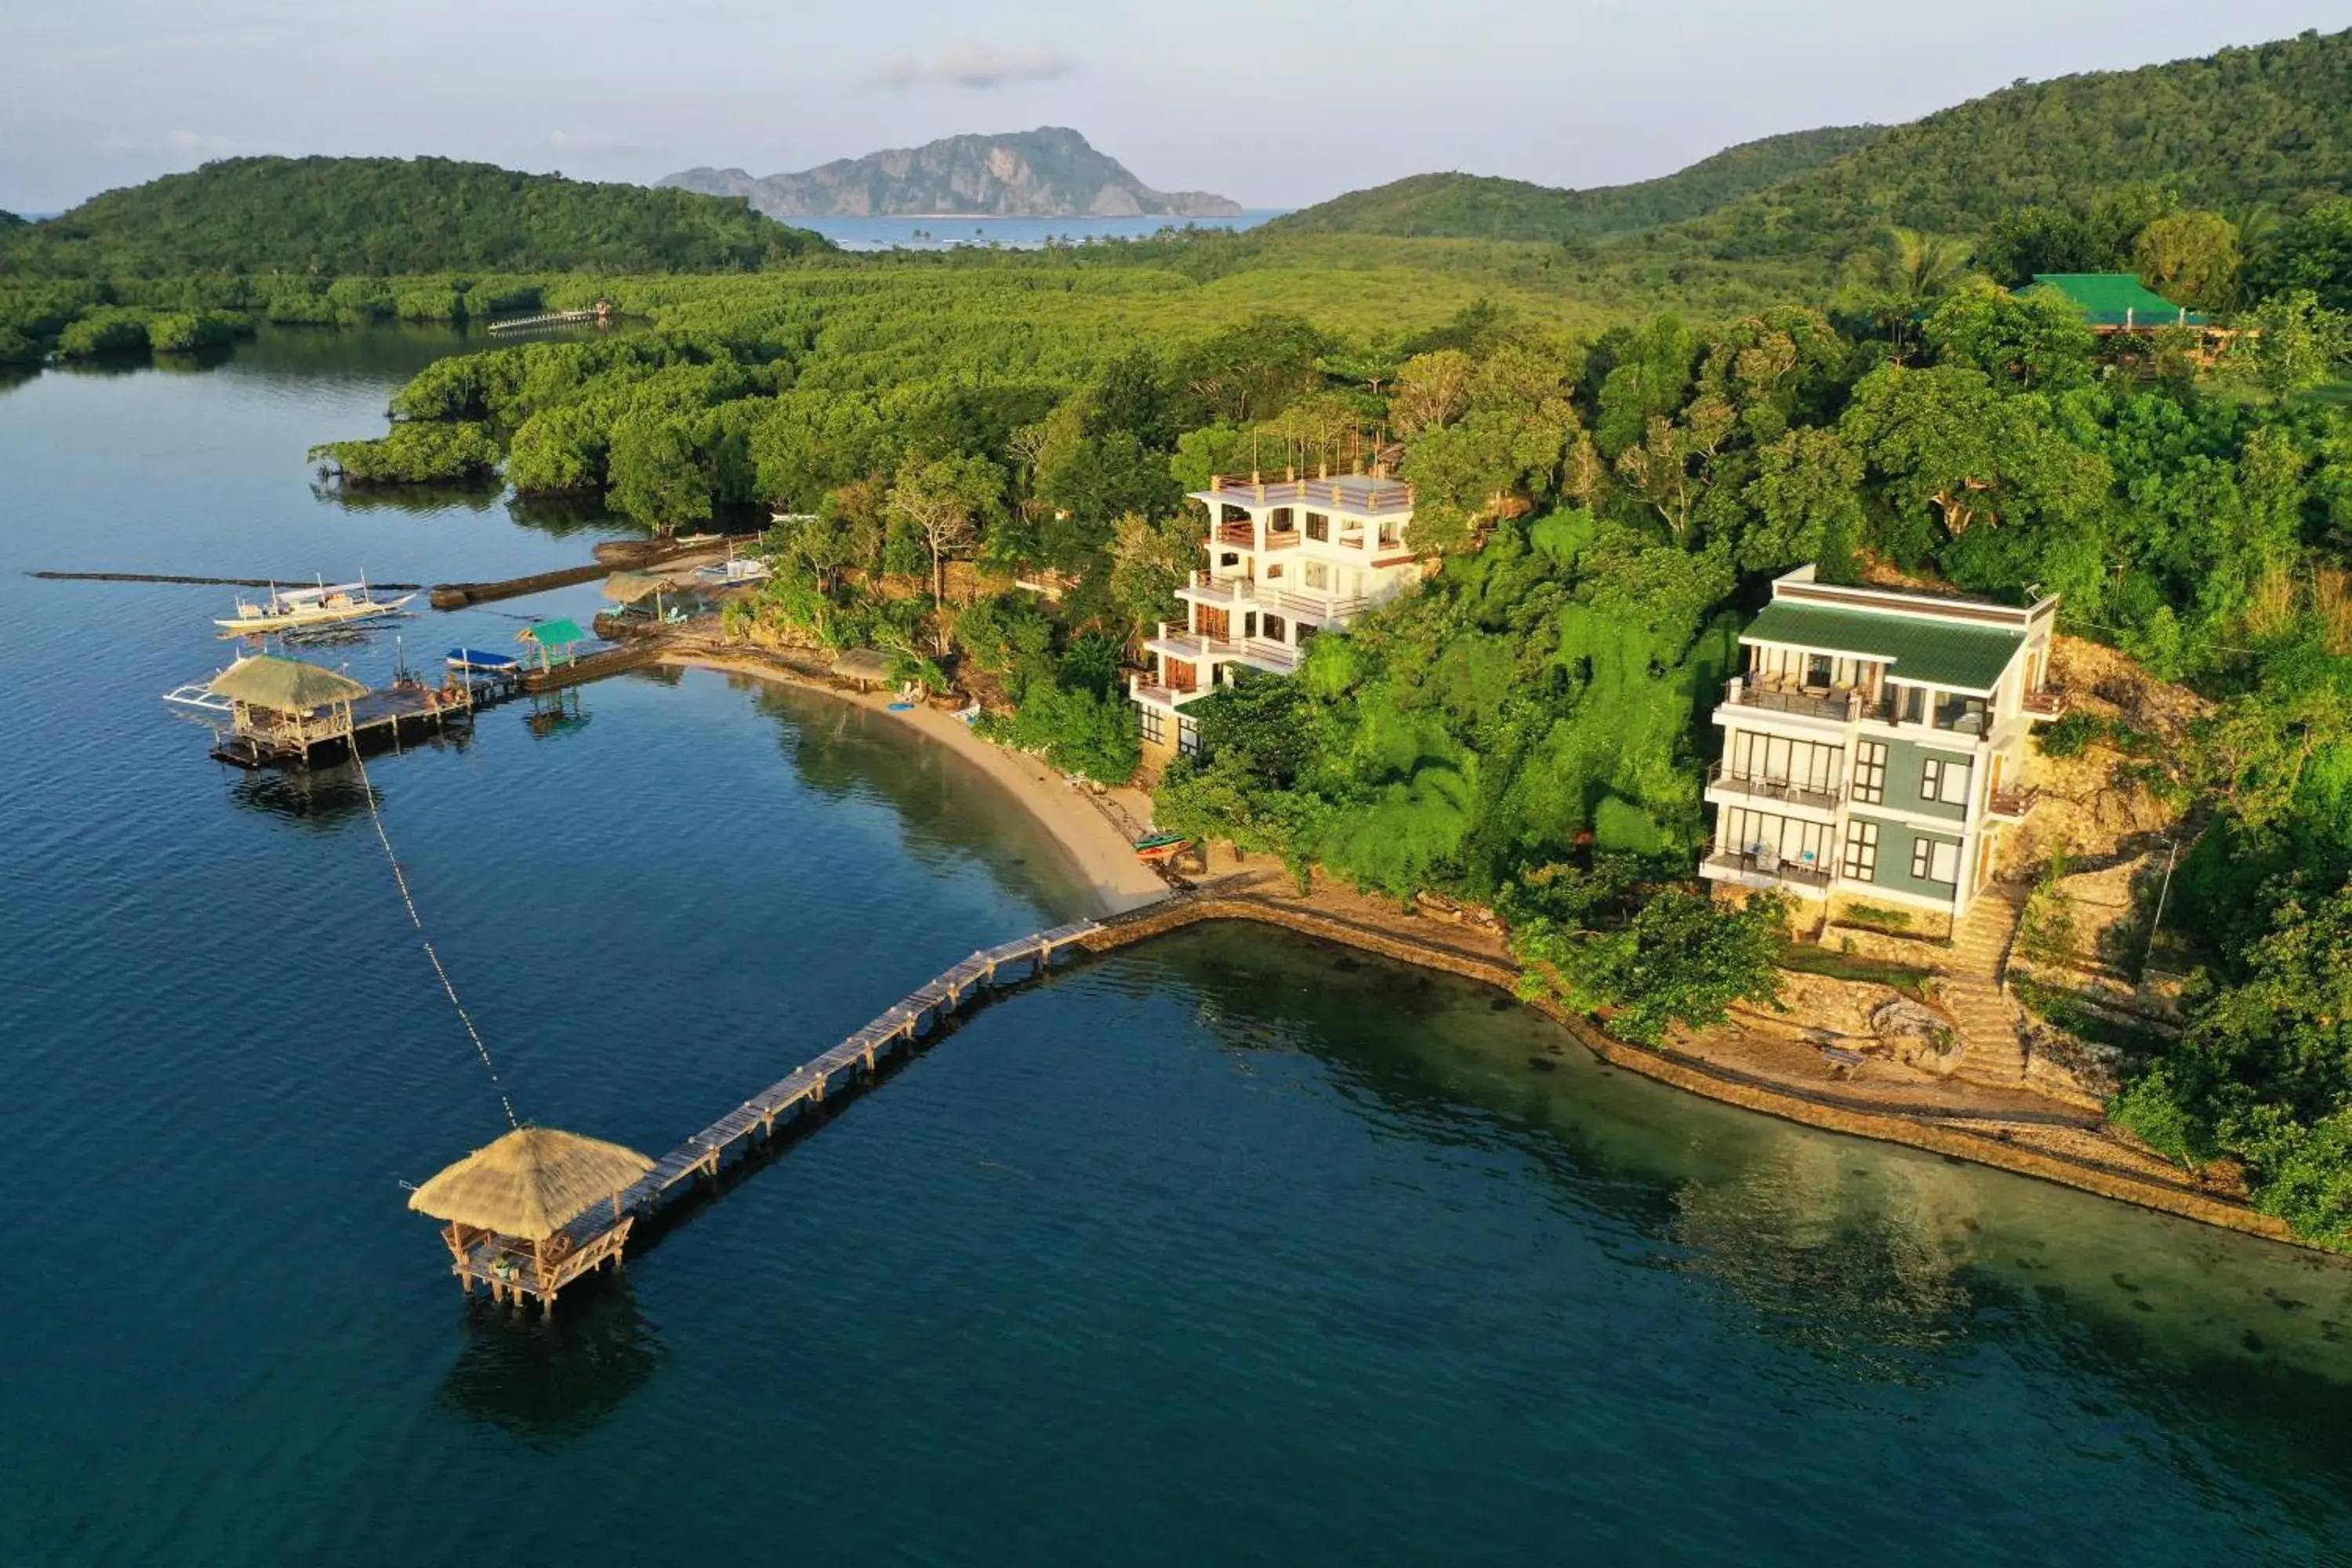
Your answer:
[436,1283,664,1450]
[227,764,383,826]
[1130,921,2352,1509]
[312,477,503,516]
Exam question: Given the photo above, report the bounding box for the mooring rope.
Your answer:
[347,744,521,1130]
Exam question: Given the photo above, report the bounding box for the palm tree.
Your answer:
[1841,227,1974,358]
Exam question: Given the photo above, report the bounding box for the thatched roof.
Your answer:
[408,1126,654,1239]
[602,570,675,604]
[207,654,368,713]
[832,648,893,684]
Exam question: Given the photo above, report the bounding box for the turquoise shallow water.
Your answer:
[4,332,2352,1565]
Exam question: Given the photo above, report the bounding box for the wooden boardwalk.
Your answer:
[546,920,1102,1261]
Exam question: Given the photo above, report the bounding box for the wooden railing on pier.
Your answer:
[573,920,1101,1247]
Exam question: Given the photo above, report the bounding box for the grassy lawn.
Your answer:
[1777,942,1939,1004]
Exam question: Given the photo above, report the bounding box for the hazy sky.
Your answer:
[2,1,2345,213]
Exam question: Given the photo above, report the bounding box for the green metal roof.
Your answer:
[2029,273,2210,328]
[1741,603,2024,692]
[521,617,587,645]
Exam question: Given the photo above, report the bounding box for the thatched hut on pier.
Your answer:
[409,1126,654,1312]
[208,654,370,744]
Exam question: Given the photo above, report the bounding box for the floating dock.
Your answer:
[447,921,1101,1309]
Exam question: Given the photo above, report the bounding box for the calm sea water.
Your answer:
[4,331,2352,1566]
[791,210,1283,251]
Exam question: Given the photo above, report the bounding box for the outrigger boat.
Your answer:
[215,579,414,635]
[1133,831,1194,864]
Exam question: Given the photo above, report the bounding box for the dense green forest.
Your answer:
[1643,28,2352,269]
[0,156,829,278]
[1262,128,1882,243]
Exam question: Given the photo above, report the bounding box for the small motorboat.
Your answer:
[161,681,234,719]
[445,648,520,673]
[695,554,773,586]
[1133,832,1193,864]
[216,579,412,634]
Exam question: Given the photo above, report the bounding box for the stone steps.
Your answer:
[1940,885,2031,1080]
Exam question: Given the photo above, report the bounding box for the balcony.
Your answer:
[1720,677,1857,724]
[1987,786,2040,821]
[1705,764,1842,814]
[2021,687,2068,721]
[1182,571,1369,623]
[1233,638,1301,675]
[1701,850,1835,891]
[1214,523,1299,551]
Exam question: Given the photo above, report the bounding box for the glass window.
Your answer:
[1305,512,1329,542]
[1178,716,1201,757]
[1303,561,1330,590]
[1921,756,1970,804]
[1261,614,1287,644]
[1805,653,1833,687]
[1842,821,1879,880]
[1935,691,1988,734]
[1852,741,1887,804]
[1138,705,1166,746]
[1910,837,1961,884]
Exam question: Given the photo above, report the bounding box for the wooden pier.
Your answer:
[456,921,1100,1310]
[205,656,522,770]
[486,302,613,334]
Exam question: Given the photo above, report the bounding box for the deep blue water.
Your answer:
[4,331,2352,1566]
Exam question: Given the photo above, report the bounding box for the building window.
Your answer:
[1730,731,1841,794]
[1919,756,1971,805]
[1377,521,1401,550]
[1261,613,1287,644]
[1305,512,1329,542]
[1911,837,1962,884]
[1934,691,1988,735]
[1852,741,1887,804]
[1177,716,1201,757]
[1722,808,1831,873]
[1804,652,1834,688]
[1303,561,1330,590]
[1270,507,1295,535]
[1138,705,1166,746]
[1893,684,1925,724]
[1842,821,1880,880]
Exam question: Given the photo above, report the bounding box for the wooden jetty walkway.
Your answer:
[519,641,662,693]
[456,920,1101,1309]
[430,535,758,609]
[486,303,612,334]
[34,570,423,590]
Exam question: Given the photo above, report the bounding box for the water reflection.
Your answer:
[227,765,382,826]
[436,1284,663,1449]
[312,478,503,516]
[1138,922,2352,1511]
[523,689,592,740]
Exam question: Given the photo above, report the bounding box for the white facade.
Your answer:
[1130,472,1420,757]
[1699,567,2064,921]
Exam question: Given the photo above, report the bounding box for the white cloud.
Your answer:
[165,129,237,154]
[877,42,1072,90]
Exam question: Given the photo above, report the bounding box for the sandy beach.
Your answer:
[666,651,1173,916]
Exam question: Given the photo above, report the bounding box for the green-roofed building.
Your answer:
[2030,273,2209,331]
[1703,565,2066,931]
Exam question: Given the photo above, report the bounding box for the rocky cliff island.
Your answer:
[659,126,1241,220]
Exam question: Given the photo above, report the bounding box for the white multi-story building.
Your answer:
[1131,471,1420,764]
[1700,566,2066,924]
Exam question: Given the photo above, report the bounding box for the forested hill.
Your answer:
[0,210,24,231]
[1653,27,2352,263]
[0,157,833,277]
[1261,127,1882,242]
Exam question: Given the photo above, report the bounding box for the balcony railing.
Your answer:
[1705,764,1842,813]
[1213,524,1300,551]
[2021,687,2068,720]
[1987,786,2040,820]
[1721,677,1857,723]
[1703,850,1835,889]
[1185,571,1369,622]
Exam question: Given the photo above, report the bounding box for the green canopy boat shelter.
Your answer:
[517,617,589,671]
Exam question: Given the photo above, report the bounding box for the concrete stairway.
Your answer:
[1944,884,2029,1083]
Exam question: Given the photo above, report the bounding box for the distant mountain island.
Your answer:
[660,128,1242,220]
